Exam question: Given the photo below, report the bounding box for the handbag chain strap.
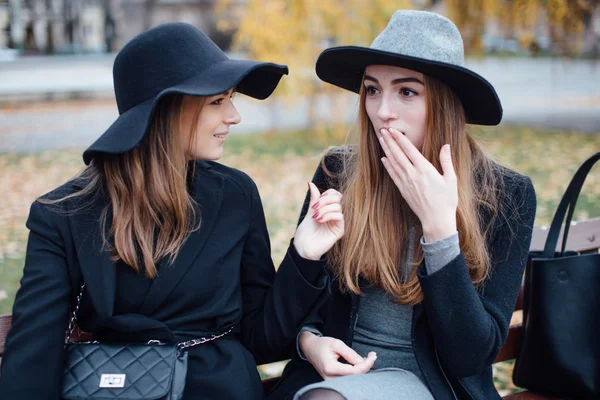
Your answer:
[177,327,234,351]
[64,282,233,350]
[65,282,86,344]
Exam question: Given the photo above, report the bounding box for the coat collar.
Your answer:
[70,162,224,319]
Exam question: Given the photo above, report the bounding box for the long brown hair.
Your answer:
[327,74,501,304]
[40,95,205,278]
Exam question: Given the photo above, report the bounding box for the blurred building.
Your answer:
[2,0,597,57]
[1,0,121,53]
[0,0,235,54]
[120,0,214,47]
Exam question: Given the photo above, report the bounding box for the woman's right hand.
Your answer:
[299,331,377,380]
[293,182,345,261]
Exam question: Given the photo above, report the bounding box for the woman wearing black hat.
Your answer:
[268,10,536,400]
[0,23,344,400]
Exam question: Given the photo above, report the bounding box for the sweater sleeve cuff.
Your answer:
[296,325,323,361]
[288,238,327,285]
[420,232,460,275]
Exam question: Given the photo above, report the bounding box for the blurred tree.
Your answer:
[215,0,598,132]
[445,0,600,55]
[216,0,412,131]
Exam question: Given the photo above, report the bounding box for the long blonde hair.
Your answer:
[40,94,205,278]
[327,75,501,304]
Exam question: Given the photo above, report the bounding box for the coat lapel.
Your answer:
[70,196,116,320]
[139,162,224,316]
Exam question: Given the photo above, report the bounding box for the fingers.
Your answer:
[380,157,404,191]
[439,144,456,181]
[311,189,343,222]
[379,129,412,173]
[316,212,344,225]
[308,181,321,208]
[387,128,429,170]
[351,352,377,374]
[331,340,364,365]
[312,203,341,220]
[309,186,343,209]
[322,351,377,378]
[314,189,343,204]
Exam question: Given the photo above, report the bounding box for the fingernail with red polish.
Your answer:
[312,202,319,209]
[312,213,318,219]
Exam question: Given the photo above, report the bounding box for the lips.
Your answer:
[213,132,228,139]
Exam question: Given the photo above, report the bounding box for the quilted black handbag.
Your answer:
[513,152,600,398]
[61,283,232,400]
[62,341,188,400]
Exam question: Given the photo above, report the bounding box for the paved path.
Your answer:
[0,55,598,153]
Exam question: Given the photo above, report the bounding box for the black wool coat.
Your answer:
[0,161,329,400]
[268,152,537,400]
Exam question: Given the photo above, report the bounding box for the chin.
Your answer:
[187,152,222,161]
[207,150,223,161]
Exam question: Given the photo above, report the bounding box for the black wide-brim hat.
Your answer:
[83,22,288,165]
[316,10,502,126]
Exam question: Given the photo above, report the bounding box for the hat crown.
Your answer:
[113,22,227,114]
[370,10,464,67]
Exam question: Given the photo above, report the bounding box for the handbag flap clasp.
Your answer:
[99,374,126,388]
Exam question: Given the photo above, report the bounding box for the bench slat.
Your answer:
[495,324,523,363]
[529,217,600,253]
[502,391,565,400]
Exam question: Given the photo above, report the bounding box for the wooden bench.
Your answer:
[1,218,599,398]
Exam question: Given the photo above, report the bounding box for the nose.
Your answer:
[376,94,398,122]
[226,102,242,125]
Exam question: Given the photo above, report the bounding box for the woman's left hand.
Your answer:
[379,128,458,242]
[293,182,345,260]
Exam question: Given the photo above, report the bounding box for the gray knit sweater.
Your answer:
[299,232,460,384]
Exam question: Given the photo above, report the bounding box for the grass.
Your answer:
[1,124,599,395]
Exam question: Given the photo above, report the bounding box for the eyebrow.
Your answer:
[364,75,424,86]
[214,89,234,97]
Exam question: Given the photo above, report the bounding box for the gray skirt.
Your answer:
[292,368,434,400]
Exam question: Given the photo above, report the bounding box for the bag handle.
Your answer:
[542,152,600,258]
[64,282,86,344]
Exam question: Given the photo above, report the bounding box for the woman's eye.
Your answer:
[401,88,417,97]
[211,98,223,105]
[365,86,379,95]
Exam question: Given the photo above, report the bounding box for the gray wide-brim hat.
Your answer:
[82,22,288,165]
[315,10,502,126]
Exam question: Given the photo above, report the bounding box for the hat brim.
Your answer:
[316,46,502,126]
[83,59,288,165]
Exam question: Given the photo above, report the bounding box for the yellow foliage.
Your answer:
[216,0,412,99]
[446,0,597,54]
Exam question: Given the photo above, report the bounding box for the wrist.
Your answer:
[293,241,321,261]
[299,331,317,356]
[422,223,457,243]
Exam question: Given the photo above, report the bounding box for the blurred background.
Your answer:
[0,0,599,395]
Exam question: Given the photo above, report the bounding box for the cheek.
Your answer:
[364,98,378,124]
[405,102,428,148]
[179,112,194,147]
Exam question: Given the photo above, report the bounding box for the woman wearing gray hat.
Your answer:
[268,10,536,400]
[0,23,344,399]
